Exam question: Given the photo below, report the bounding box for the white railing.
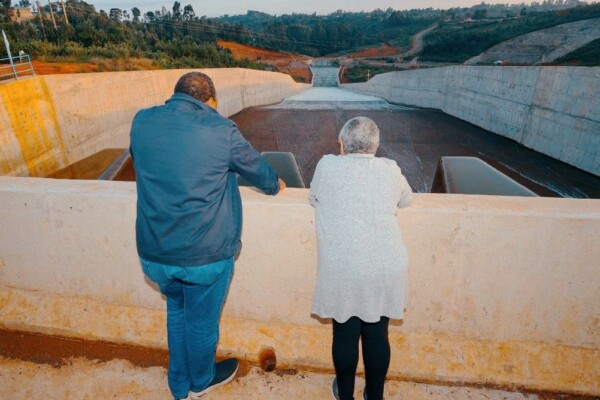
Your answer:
[0,54,35,81]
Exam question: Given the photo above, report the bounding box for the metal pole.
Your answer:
[2,30,18,80]
[48,0,57,30]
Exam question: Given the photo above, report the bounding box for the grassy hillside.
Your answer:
[420,4,600,63]
[554,38,600,65]
[2,0,598,72]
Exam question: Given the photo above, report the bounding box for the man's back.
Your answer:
[132,72,282,400]
[131,93,278,267]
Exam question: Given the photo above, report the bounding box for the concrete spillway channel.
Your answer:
[232,75,600,198]
[36,66,600,198]
[45,84,600,198]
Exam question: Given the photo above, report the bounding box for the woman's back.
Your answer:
[309,116,413,400]
[309,153,412,323]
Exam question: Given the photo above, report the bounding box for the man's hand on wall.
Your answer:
[278,179,287,193]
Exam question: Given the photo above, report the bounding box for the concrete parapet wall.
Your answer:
[343,66,600,176]
[0,69,307,177]
[0,177,599,395]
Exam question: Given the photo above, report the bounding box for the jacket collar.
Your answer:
[346,153,375,158]
[165,93,217,114]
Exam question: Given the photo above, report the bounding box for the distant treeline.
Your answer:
[0,0,439,62]
[217,9,438,55]
[0,0,598,68]
[0,0,264,69]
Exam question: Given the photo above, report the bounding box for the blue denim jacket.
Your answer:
[130,93,279,267]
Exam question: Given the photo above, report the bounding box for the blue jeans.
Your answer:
[141,257,234,400]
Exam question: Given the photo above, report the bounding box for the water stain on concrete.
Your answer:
[0,328,253,378]
[0,329,596,399]
[0,77,68,177]
[0,329,168,368]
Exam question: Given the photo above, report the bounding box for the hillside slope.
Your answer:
[465,18,600,65]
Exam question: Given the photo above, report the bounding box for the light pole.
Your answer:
[2,30,18,80]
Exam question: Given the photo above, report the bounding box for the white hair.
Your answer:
[338,117,380,155]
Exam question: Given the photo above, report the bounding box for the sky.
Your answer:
[87,0,546,17]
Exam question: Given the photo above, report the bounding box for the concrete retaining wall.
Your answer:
[0,69,308,177]
[0,177,599,395]
[344,66,600,176]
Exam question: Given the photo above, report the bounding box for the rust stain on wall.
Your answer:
[0,77,68,176]
[1,288,599,395]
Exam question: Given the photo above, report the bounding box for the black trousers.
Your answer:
[332,316,390,400]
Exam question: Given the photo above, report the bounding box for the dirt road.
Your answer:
[397,23,438,59]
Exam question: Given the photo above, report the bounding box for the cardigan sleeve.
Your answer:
[308,158,325,208]
[397,172,413,208]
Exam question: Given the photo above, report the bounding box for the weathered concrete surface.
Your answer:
[344,66,600,176]
[0,77,67,177]
[466,18,600,65]
[0,356,546,400]
[0,69,308,177]
[0,177,599,395]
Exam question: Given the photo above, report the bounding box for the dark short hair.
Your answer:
[174,72,216,103]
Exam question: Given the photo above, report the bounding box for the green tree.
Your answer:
[131,7,140,23]
[172,1,181,20]
[109,8,122,21]
[183,4,194,21]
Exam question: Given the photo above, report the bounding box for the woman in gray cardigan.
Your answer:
[309,117,413,400]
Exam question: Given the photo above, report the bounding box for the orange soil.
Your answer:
[31,59,98,75]
[217,40,305,61]
[350,44,401,58]
[217,40,312,83]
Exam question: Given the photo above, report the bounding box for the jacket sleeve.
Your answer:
[229,125,280,195]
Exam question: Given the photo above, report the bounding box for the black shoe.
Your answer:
[332,376,341,400]
[191,358,239,398]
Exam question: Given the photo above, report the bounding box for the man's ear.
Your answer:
[206,97,218,110]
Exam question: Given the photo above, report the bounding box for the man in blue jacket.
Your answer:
[130,72,285,400]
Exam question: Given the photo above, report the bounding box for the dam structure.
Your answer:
[0,66,599,398]
[235,65,600,197]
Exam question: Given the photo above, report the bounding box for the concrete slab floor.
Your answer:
[0,356,550,400]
